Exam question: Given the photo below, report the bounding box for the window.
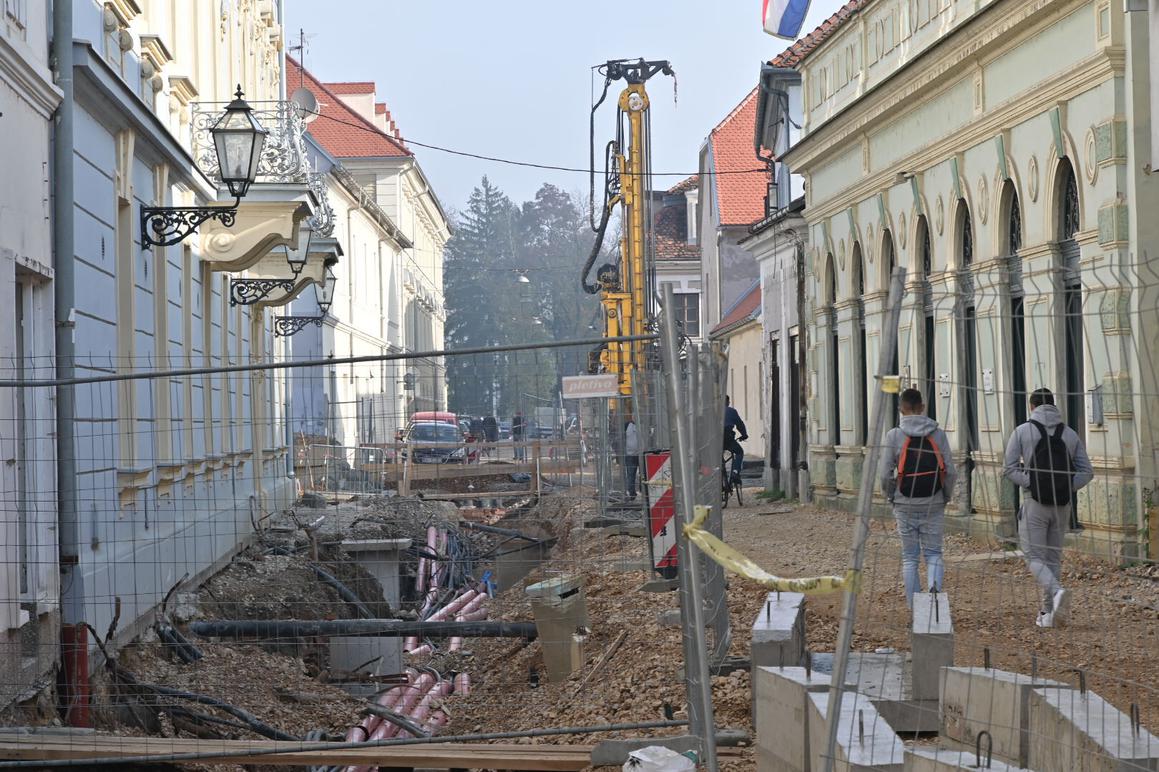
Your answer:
[4,0,27,30]
[673,292,700,338]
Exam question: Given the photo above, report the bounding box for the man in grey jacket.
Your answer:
[1003,388,1093,628]
[880,388,957,608]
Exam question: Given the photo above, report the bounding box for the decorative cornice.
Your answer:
[792,52,1116,223]
[139,34,173,67]
[0,38,62,119]
[168,75,199,106]
[786,0,1088,172]
[105,0,143,24]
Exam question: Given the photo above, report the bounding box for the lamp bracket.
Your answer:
[230,277,299,306]
[273,315,325,336]
[141,198,241,249]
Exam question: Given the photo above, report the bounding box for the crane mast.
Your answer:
[582,59,674,399]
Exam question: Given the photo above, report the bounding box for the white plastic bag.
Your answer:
[623,745,697,772]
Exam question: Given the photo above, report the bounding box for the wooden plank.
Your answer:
[0,738,594,770]
[417,490,535,501]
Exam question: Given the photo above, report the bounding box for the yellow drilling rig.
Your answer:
[582,59,674,398]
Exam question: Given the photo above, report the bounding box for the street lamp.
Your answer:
[141,86,268,249]
[228,228,312,306]
[273,266,337,337]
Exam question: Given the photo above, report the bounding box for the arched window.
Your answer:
[917,215,936,420]
[1000,182,1027,427]
[852,244,867,442]
[956,199,973,267]
[882,230,900,426]
[1056,161,1084,480]
[825,254,840,445]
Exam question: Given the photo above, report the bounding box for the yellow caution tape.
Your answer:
[682,505,857,594]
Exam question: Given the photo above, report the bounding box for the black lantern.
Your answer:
[141,85,267,249]
[317,266,337,315]
[284,228,312,277]
[213,87,268,199]
[273,266,337,337]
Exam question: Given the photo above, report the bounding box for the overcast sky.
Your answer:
[284,0,847,215]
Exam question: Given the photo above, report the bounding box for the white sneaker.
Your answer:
[1052,589,1069,625]
[1036,611,1054,628]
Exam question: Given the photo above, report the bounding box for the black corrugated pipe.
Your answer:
[308,563,375,618]
[191,619,537,640]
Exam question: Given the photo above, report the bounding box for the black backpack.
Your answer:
[897,434,945,498]
[1027,420,1073,506]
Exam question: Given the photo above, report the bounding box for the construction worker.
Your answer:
[512,410,526,461]
[1003,388,1093,628]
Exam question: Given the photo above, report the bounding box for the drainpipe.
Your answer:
[51,0,88,727]
[796,242,811,504]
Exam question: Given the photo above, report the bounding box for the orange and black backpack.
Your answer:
[897,434,946,498]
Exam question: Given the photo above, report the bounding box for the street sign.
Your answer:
[561,374,620,400]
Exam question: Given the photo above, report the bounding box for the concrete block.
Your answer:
[752,592,807,670]
[873,699,940,735]
[754,666,833,772]
[808,691,905,771]
[904,748,1026,771]
[525,575,589,683]
[329,636,402,680]
[342,538,412,608]
[812,651,910,702]
[1027,687,1159,772]
[940,668,1068,767]
[911,592,953,702]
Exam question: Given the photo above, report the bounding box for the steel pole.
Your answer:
[821,267,906,772]
[660,285,718,772]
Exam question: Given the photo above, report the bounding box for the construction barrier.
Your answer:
[645,450,678,579]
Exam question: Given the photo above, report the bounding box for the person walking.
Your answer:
[1003,388,1092,628]
[623,415,640,501]
[512,410,526,462]
[881,388,957,608]
[723,395,748,484]
[482,415,498,456]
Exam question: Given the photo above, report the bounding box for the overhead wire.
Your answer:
[301,107,768,178]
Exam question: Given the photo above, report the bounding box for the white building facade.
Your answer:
[784,0,1159,558]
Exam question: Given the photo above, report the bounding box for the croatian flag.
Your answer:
[763,0,811,39]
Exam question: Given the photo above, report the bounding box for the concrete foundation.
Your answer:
[525,575,589,683]
[754,666,834,772]
[873,699,940,735]
[911,592,953,703]
[751,592,807,670]
[329,635,402,681]
[1027,687,1159,771]
[812,651,910,702]
[940,667,1069,767]
[494,525,552,592]
[807,691,906,771]
[903,748,1025,771]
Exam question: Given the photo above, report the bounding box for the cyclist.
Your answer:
[723,395,748,484]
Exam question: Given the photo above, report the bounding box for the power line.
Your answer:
[304,108,768,178]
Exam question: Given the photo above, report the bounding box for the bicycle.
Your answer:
[722,449,743,508]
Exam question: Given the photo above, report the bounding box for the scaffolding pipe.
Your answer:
[821,267,906,772]
[191,619,537,639]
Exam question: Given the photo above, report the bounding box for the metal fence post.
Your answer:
[660,285,718,771]
[822,267,906,772]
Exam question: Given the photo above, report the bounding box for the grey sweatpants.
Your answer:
[1018,499,1066,612]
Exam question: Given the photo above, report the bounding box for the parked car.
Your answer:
[498,421,512,440]
[402,421,477,464]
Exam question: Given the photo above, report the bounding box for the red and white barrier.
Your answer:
[645,451,678,575]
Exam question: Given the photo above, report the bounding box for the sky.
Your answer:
[284,0,847,216]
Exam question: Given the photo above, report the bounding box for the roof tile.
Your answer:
[286,56,410,159]
[769,0,864,68]
[710,281,761,337]
[708,89,769,226]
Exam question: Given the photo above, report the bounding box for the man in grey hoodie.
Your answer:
[1003,388,1093,628]
[881,388,957,608]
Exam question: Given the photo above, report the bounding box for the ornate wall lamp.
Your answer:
[273,266,336,337]
[141,87,267,248]
[229,230,312,306]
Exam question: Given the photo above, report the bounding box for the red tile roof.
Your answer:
[668,175,698,194]
[325,81,375,94]
[770,1,863,68]
[710,281,761,337]
[654,176,699,261]
[708,89,769,226]
[286,56,410,159]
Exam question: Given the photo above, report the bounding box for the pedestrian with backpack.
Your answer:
[1003,388,1093,628]
[881,388,957,608]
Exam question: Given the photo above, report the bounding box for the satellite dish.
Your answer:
[290,87,319,123]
